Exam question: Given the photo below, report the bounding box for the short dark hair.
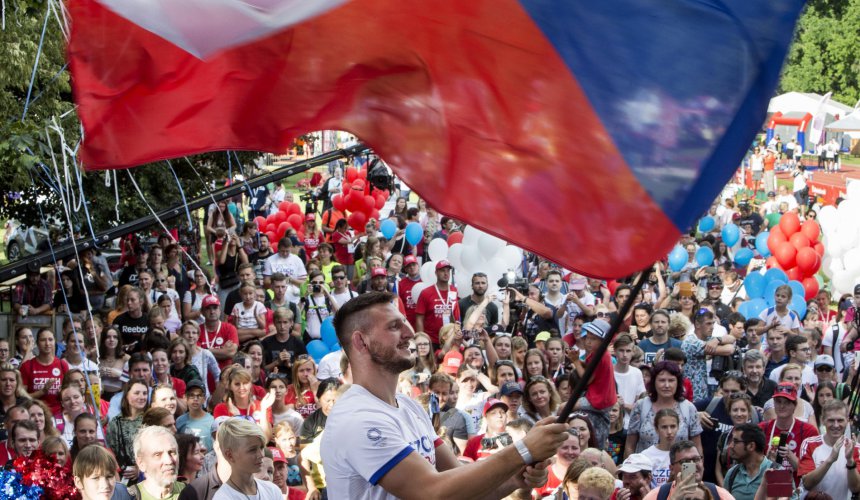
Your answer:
[663,348,687,364]
[128,352,152,370]
[719,372,747,391]
[785,335,807,356]
[744,318,764,331]
[669,440,698,464]
[11,419,40,441]
[727,312,745,327]
[546,269,563,280]
[693,309,715,323]
[333,291,397,358]
[733,423,766,453]
[331,265,346,277]
[647,361,685,402]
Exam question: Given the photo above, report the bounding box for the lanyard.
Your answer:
[434,285,453,307]
[204,321,221,349]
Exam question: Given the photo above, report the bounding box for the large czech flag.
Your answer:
[68,0,804,278]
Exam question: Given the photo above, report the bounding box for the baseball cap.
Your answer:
[186,380,205,394]
[269,447,287,464]
[305,213,316,222]
[202,295,220,308]
[773,383,797,402]
[767,191,776,197]
[581,319,611,339]
[371,267,387,278]
[814,355,835,368]
[535,331,551,343]
[618,453,654,474]
[211,415,231,435]
[403,255,418,266]
[500,381,524,397]
[436,260,453,270]
[483,398,509,416]
[569,278,587,291]
[442,351,462,375]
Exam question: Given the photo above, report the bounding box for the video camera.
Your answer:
[481,433,513,450]
[299,191,321,214]
[497,271,528,295]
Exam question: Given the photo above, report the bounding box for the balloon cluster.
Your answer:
[331,167,388,232]
[253,201,306,252]
[0,469,42,500]
[11,452,77,500]
[761,212,824,301]
[740,267,809,319]
[408,226,523,300]
[818,181,860,296]
[306,317,341,363]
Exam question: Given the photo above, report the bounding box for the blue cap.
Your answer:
[580,319,611,339]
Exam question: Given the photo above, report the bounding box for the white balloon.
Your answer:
[461,245,483,273]
[497,245,523,270]
[846,179,860,200]
[837,199,860,232]
[817,205,838,232]
[838,227,860,250]
[844,248,860,276]
[821,256,833,278]
[454,272,471,295]
[447,243,464,270]
[463,226,483,246]
[428,238,449,262]
[420,261,437,284]
[486,257,507,283]
[478,233,506,259]
[833,272,857,297]
[411,282,430,304]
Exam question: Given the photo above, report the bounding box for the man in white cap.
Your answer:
[617,453,654,500]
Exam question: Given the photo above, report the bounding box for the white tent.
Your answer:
[826,111,860,132]
[768,92,853,117]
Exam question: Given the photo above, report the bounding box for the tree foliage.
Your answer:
[779,0,860,107]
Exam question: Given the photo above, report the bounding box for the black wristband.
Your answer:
[847,463,856,470]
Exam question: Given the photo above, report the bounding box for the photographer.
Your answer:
[299,270,339,341]
[462,399,512,461]
[507,285,554,346]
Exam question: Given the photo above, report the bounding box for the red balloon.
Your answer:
[779,211,801,237]
[786,266,803,282]
[789,232,810,250]
[342,182,352,195]
[332,194,345,212]
[353,179,366,192]
[364,195,376,213]
[345,192,363,212]
[800,220,820,242]
[813,241,825,257]
[288,203,302,216]
[767,226,787,255]
[796,247,818,274]
[447,231,464,246]
[265,223,276,233]
[287,213,303,230]
[358,168,367,179]
[606,280,619,296]
[278,201,291,213]
[346,168,358,183]
[369,209,381,222]
[802,277,820,301]
[766,256,782,270]
[273,211,287,224]
[774,241,797,269]
[265,231,277,243]
[270,241,278,253]
[253,216,266,228]
[277,222,290,237]
[375,194,386,210]
[348,211,367,231]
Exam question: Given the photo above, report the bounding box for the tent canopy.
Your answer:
[826,111,860,132]
[768,91,853,117]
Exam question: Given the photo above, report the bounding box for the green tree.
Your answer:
[779,0,860,107]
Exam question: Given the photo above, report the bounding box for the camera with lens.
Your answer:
[300,191,321,214]
[498,272,528,295]
[312,284,322,294]
[481,432,513,450]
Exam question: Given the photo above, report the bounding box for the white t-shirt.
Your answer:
[641,446,671,488]
[263,253,307,303]
[331,289,358,308]
[212,478,283,500]
[231,301,267,330]
[614,368,646,429]
[563,292,595,334]
[798,435,860,500]
[317,351,344,380]
[759,307,802,332]
[792,169,808,192]
[322,385,440,500]
[776,194,798,211]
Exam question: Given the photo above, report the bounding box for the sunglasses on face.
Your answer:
[310,281,325,285]
[816,366,833,372]
[595,312,607,318]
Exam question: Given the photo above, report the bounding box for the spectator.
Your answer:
[641,440,731,500]
[577,466,617,500]
[522,376,560,424]
[13,265,53,318]
[799,400,860,499]
[759,383,818,480]
[20,328,70,416]
[638,310,681,365]
[132,425,186,498]
[640,408,678,488]
[73,443,121,500]
[714,393,757,483]
[214,418,283,499]
[107,378,149,482]
[723,423,769,500]
[616,453,654,500]
[741,349,775,408]
[0,363,29,441]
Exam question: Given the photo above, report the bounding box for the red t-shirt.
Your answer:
[584,351,617,410]
[415,285,460,344]
[20,357,70,416]
[760,418,819,482]
[0,441,16,467]
[303,231,323,257]
[763,153,776,172]
[533,464,563,498]
[331,231,354,265]
[213,399,272,426]
[398,277,422,328]
[198,322,240,369]
[463,434,498,462]
[284,386,317,418]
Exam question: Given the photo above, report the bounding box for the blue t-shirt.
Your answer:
[177,412,216,451]
[638,338,682,365]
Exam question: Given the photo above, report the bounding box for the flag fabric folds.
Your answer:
[68,0,804,278]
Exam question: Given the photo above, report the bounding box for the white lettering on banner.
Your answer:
[122,325,149,334]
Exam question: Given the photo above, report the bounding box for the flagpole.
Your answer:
[556,270,649,423]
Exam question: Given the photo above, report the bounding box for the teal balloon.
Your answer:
[791,295,807,320]
[668,245,688,272]
[698,216,716,232]
[755,232,771,257]
[306,340,330,363]
[788,280,805,301]
[734,248,754,267]
[764,268,788,285]
[721,224,740,247]
[320,317,338,349]
[744,272,766,299]
[695,247,714,267]
[405,222,423,246]
[380,219,397,240]
[738,298,767,320]
[764,280,786,307]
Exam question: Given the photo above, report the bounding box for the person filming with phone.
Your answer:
[641,440,733,500]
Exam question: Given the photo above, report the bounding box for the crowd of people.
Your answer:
[4,159,860,500]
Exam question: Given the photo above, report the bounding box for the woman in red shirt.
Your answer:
[213,367,275,438]
[284,356,319,418]
[331,219,356,279]
[302,215,324,258]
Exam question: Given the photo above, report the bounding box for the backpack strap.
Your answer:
[656,483,673,500]
[704,482,719,499]
[725,465,740,492]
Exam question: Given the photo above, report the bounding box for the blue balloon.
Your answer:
[764,280,786,307]
[740,298,767,319]
[744,272,766,299]
[320,317,338,349]
[721,224,740,247]
[306,340,330,363]
[698,216,716,233]
[790,295,807,320]
[668,245,688,272]
[329,343,342,352]
[764,268,788,285]
[787,280,805,301]
[379,219,397,240]
[734,248,754,267]
[405,222,423,246]
[755,232,771,257]
[695,246,714,267]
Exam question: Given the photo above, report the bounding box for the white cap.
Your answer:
[618,453,654,474]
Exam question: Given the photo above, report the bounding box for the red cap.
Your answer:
[305,213,316,222]
[269,447,287,464]
[483,398,509,416]
[403,255,418,266]
[442,351,462,375]
[773,383,798,402]
[436,260,452,270]
[201,295,220,308]
[371,267,387,278]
